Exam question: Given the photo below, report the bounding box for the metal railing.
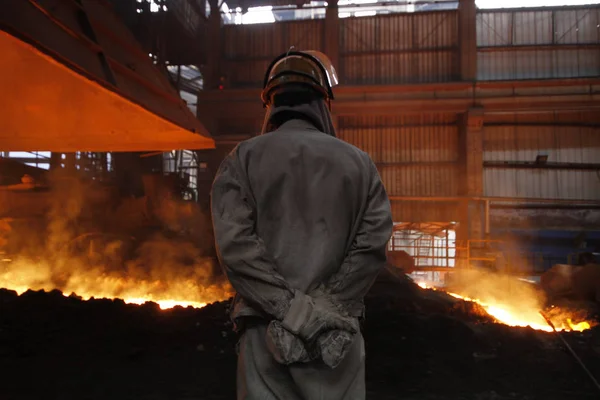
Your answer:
[388,238,570,275]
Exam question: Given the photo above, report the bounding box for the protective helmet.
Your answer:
[261,50,339,107]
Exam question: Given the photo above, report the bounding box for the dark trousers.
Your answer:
[236,323,366,400]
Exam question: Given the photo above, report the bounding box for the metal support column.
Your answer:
[458,0,477,81]
[456,108,484,266]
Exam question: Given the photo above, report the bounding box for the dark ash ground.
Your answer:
[1,272,600,400]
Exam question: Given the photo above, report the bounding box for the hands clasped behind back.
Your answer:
[264,290,360,368]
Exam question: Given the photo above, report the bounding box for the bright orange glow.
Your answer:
[0,29,214,152]
[0,168,232,310]
[0,259,232,310]
[566,319,591,332]
[416,281,591,332]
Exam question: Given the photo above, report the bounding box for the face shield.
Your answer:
[261,50,339,106]
[301,50,339,89]
[260,50,339,135]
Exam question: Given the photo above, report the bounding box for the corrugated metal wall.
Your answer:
[220,6,600,86]
[477,6,600,80]
[483,123,600,200]
[484,169,599,200]
[484,110,600,125]
[222,19,325,87]
[339,11,459,84]
[338,114,460,222]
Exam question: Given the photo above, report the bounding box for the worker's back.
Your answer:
[212,50,390,400]
[236,118,374,295]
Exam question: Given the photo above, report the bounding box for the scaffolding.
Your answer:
[162,150,204,201]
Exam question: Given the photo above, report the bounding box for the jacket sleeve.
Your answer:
[321,159,393,309]
[211,147,294,321]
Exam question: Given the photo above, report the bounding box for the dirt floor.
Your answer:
[1,271,600,400]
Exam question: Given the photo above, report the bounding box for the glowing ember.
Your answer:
[416,281,591,332]
[0,259,232,310]
[567,319,591,332]
[0,172,235,310]
[416,282,430,290]
[89,297,207,310]
[4,286,209,310]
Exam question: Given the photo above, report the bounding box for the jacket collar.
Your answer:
[276,118,320,132]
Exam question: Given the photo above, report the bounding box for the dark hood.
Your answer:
[260,97,336,137]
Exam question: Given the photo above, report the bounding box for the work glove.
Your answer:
[281,291,359,345]
[265,322,357,368]
[318,329,357,369]
[265,320,311,364]
[265,290,359,368]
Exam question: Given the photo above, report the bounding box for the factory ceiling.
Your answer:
[0,0,214,152]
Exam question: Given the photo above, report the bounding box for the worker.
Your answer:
[210,50,393,400]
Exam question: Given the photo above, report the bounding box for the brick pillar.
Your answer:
[458,0,477,81]
[456,108,484,266]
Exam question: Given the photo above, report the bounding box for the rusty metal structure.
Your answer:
[0,0,214,152]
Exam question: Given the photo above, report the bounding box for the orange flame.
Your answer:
[0,258,232,309]
[0,171,235,309]
[417,282,591,332]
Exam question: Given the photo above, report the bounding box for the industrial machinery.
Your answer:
[0,0,214,152]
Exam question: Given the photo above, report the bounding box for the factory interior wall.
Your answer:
[482,111,600,201]
[337,113,463,224]
[196,3,600,276]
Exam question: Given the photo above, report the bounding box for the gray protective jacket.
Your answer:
[211,102,393,331]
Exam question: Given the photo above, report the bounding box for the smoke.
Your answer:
[446,269,547,313]
[0,169,232,307]
[45,172,88,254]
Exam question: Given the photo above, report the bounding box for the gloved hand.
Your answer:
[265,320,312,365]
[265,321,356,369]
[265,290,359,368]
[317,329,356,369]
[280,291,359,345]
